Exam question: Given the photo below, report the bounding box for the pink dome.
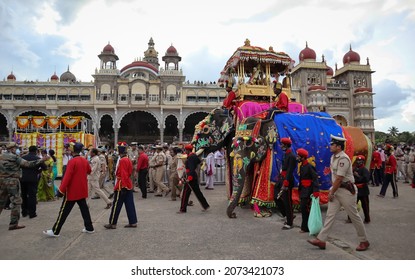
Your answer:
[299,42,316,61]
[166,45,178,55]
[51,73,59,80]
[7,72,16,80]
[326,66,334,76]
[120,61,159,73]
[343,45,360,64]
[103,43,115,53]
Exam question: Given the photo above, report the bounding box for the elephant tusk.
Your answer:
[195,148,204,156]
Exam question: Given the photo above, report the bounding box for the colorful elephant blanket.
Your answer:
[270,111,346,204]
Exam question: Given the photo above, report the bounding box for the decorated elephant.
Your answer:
[192,108,372,219]
[192,109,236,195]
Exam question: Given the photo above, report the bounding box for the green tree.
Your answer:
[398,131,415,145]
[388,126,399,138]
[374,131,388,145]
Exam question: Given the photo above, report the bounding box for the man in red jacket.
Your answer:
[136,145,149,199]
[104,142,138,229]
[378,144,398,198]
[370,148,382,186]
[273,81,288,112]
[43,142,94,237]
[222,80,236,110]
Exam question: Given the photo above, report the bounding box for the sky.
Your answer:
[1,0,414,133]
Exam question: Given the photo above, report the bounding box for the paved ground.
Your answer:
[0,180,414,260]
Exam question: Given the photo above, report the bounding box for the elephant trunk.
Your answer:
[226,157,247,218]
[226,181,243,218]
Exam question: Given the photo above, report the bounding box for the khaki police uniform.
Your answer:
[153,149,169,195]
[169,153,181,200]
[87,155,111,205]
[317,147,368,243]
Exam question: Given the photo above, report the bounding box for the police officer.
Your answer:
[152,145,170,196]
[308,135,370,251]
[0,142,45,230]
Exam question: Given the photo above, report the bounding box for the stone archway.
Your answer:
[99,114,114,146]
[15,110,48,133]
[164,115,179,143]
[61,110,93,133]
[183,112,209,142]
[119,111,159,144]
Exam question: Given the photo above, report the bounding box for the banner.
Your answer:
[15,116,84,129]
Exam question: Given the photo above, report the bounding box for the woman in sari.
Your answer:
[37,149,55,202]
[49,150,58,197]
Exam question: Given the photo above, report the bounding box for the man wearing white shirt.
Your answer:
[62,147,73,178]
[204,152,215,190]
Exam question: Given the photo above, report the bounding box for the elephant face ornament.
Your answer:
[193,109,234,152]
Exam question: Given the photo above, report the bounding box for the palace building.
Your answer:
[0,39,375,147]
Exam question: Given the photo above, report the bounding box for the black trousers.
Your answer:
[20,181,38,217]
[108,188,137,226]
[180,180,209,212]
[62,165,67,179]
[370,168,382,186]
[281,188,294,226]
[274,183,294,225]
[138,169,148,198]
[357,195,370,223]
[52,197,93,235]
[380,173,398,197]
[300,197,311,231]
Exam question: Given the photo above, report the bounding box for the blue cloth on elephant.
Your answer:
[270,112,343,193]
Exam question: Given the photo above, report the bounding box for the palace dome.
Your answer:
[343,46,360,65]
[60,67,76,82]
[299,42,316,62]
[120,60,159,73]
[103,43,115,53]
[50,72,59,81]
[166,45,178,55]
[7,72,16,80]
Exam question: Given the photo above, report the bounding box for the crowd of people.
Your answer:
[274,136,415,252]
[0,135,414,252]
[0,140,222,234]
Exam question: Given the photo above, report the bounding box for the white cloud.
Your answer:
[1,0,415,133]
[33,2,61,35]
